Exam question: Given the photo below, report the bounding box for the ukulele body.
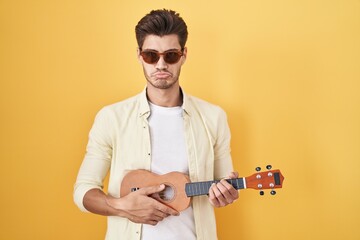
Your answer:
[120,170,192,211]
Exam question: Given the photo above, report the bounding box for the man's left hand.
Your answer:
[208,172,239,207]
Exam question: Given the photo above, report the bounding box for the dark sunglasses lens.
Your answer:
[142,52,159,64]
[164,51,182,64]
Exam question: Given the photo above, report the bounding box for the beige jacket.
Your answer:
[74,88,233,240]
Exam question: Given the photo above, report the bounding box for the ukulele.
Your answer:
[120,165,284,211]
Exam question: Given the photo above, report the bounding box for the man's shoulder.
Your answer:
[103,92,143,111]
[186,94,225,115]
[95,92,145,119]
[108,93,141,108]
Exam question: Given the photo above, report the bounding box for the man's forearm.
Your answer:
[83,188,125,217]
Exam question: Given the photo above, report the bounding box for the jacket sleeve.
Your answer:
[73,107,113,212]
[213,108,234,179]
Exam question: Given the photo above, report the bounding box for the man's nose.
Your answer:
[155,56,168,70]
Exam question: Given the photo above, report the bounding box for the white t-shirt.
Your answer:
[141,102,196,240]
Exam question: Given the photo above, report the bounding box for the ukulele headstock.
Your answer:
[245,165,284,195]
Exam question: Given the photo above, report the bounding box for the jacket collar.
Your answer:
[138,87,191,117]
[139,87,151,117]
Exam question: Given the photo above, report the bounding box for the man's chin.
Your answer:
[148,79,177,89]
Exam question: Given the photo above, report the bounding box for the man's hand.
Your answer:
[208,172,239,207]
[106,184,179,225]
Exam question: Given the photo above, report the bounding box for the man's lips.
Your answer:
[153,72,172,79]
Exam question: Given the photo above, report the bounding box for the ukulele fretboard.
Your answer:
[185,178,245,197]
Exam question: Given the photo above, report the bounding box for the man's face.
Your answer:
[138,34,187,90]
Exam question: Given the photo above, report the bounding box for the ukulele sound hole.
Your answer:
[158,184,175,202]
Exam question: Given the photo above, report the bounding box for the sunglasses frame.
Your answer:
[139,48,184,65]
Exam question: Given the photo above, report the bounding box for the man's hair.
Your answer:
[135,9,188,49]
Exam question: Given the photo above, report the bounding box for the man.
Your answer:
[74,9,239,240]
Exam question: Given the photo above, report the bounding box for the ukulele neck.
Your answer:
[185,178,246,197]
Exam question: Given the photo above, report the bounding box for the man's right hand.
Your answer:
[105,184,179,225]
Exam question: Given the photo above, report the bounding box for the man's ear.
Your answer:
[181,47,187,64]
[137,48,142,63]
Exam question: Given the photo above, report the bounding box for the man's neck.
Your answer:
[146,85,182,107]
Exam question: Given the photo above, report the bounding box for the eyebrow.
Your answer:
[140,48,181,52]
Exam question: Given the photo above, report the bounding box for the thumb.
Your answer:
[228,171,239,179]
[139,184,165,196]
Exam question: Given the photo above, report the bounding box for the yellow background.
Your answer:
[0,0,359,239]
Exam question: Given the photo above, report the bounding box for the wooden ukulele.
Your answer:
[120,165,284,211]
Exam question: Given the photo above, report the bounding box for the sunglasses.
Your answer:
[139,48,184,64]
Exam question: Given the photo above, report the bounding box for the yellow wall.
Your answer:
[0,1,359,239]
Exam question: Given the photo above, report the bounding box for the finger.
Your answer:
[149,192,161,201]
[148,206,172,219]
[219,180,239,202]
[139,184,165,196]
[139,188,180,217]
[216,181,233,203]
[212,183,227,206]
[154,210,170,219]
[129,209,167,224]
[147,212,167,222]
[148,220,158,226]
[228,171,239,179]
[208,183,220,206]
[154,202,179,216]
[133,216,158,226]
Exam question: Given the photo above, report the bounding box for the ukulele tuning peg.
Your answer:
[270,190,276,195]
[266,165,272,170]
[260,191,264,196]
[255,167,261,172]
